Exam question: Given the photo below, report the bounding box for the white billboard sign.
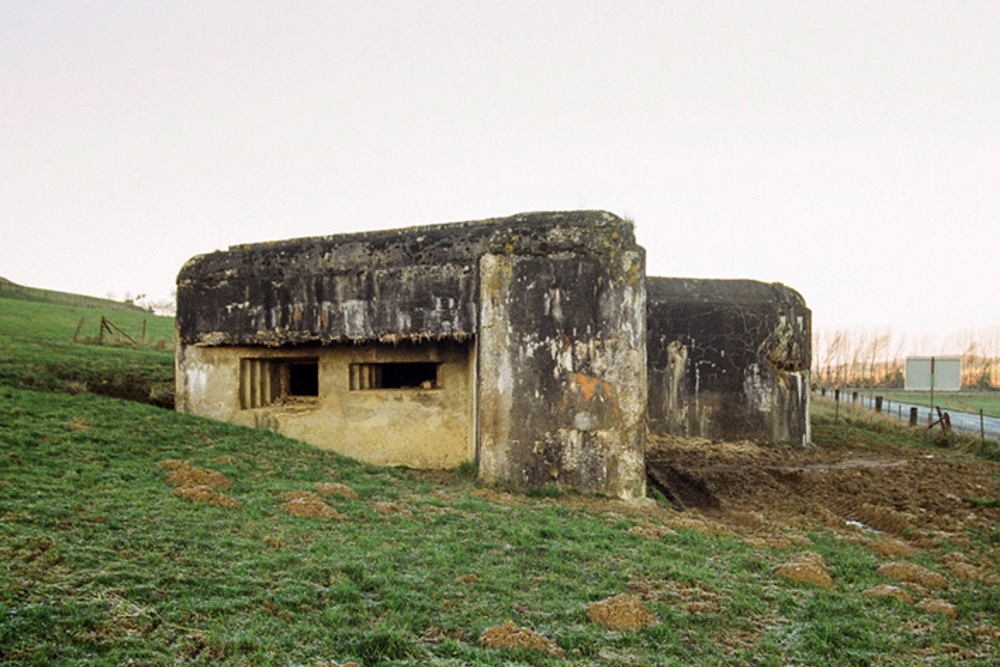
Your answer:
[905,356,961,392]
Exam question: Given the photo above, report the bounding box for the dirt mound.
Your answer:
[374,501,412,516]
[939,553,982,581]
[876,562,949,589]
[863,584,914,604]
[867,538,917,559]
[773,552,835,589]
[316,482,359,499]
[917,598,958,618]
[478,621,564,657]
[279,491,343,520]
[163,463,232,490]
[173,485,241,508]
[586,594,657,631]
[665,514,733,537]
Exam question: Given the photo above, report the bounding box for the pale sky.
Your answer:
[2,1,998,348]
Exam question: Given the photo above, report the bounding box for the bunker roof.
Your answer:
[177,210,637,346]
[647,277,806,307]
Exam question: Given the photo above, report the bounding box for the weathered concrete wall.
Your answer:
[176,340,474,468]
[646,278,811,445]
[477,225,647,499]
[176,211,628,346]
[176,210,648,498]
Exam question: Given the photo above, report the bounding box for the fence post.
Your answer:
[834,388,840,422]
[875,396,883,413]
[852,391,858,404]
[909,407,918,426]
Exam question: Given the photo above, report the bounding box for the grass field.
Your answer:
[870,390,1000,419]
[2,290,999,665]
[0,293,174,405]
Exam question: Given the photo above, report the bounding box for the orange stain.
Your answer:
[574,373,601,401]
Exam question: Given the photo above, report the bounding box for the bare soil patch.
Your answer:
[645,434,1000,547]
[160,461,232,490]
[279,491,344,520]
[173,485,241,508]
[863,584,914,604]
[478,621,564,657]
[586,594,658,631]
[876,561,949,589]
[917,598,958,618]
[773,551,836,589]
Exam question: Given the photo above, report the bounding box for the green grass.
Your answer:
[0,296,174,404]
[4,386,998,665]
[2,293,999,665]
[0,278,154,313]
[848,389,1000,419]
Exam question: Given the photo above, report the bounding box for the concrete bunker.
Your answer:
[176,211,648,498]
[176,211,812,499]
[646,278,811,446]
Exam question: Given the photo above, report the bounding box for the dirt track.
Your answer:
[645,434,1000,545]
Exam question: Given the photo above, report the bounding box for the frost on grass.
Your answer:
[279,491,344,520]
[478,621,564,657]
[586,594,657,631]
[876,561,949,589]
[772,551,836,589]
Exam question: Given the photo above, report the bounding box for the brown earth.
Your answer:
[172,485,241,508]
[586,594,658,631]
[645,434,1000,549]
[773,551,836,589]
[279,491,344,520]
[160,461,233,490]
[478,621,564,657]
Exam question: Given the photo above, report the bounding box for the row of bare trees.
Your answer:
[813,327,1000,390]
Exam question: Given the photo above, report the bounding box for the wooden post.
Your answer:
[141,319,147,344]
[983,409,987,446]
[73,317,85,343]
[875,396,883,413]
[835,388,840,422]
[909,407,918,426]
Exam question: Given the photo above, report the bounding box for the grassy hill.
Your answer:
[0,277,155,312]
[0,286,174,405]
[1,293,999,665]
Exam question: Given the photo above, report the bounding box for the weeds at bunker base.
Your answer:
[176,210,811,498]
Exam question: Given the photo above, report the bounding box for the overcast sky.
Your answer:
[2,1,997,348]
